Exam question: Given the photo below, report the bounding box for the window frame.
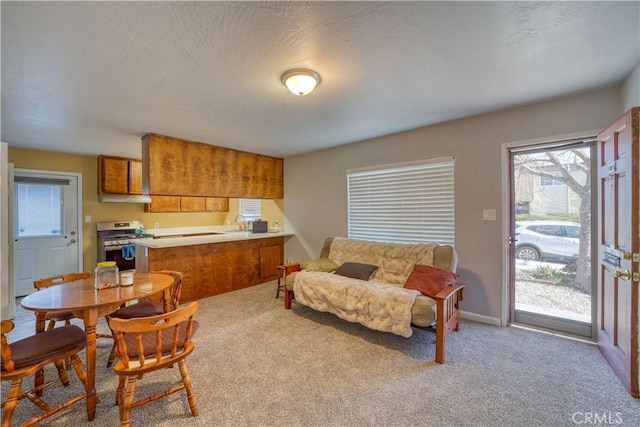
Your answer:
[14,179,67,238]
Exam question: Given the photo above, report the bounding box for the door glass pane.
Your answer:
[512,145,592,334]
[16,183,63,237]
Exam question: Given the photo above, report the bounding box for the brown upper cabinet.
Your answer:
[145,196,229,213]
[98,155,143,195]
[142,133,283,199]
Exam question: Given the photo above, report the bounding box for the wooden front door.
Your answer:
[597,107,639,397]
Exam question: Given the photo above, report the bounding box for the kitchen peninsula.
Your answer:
[135,227,293,302]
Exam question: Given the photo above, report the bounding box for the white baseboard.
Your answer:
[461,311,501,326]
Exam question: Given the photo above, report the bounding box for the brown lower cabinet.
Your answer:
[136,237,283,303]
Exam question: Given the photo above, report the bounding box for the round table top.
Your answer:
[21,272,174,312]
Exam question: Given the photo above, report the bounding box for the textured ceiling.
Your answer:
[2,1,639,159]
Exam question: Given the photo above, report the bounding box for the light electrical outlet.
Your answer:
[154,222,160,229]
[483,209,497,221]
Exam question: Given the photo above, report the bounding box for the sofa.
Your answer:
[284,237,464,364]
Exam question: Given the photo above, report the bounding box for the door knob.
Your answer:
[614,270,631,280]
[69,239,77,244]
[618,250,631,260]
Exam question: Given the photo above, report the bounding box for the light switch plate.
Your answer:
[483,209,497,221]
[84,215,91,223]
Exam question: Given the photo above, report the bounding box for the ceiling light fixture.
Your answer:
[281,68,321,96]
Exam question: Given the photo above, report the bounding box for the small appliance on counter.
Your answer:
[252,219,268,233]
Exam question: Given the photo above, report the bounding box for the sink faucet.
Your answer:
[234,214,246,231]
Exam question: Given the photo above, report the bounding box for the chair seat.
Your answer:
[1,325,86,370]
[45,311,75,321]
[111,301,164,319]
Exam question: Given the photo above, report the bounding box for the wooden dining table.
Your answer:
[20,272,175,421]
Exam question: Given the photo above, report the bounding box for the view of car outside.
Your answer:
[515,220,580,262]
[513,147,591,323]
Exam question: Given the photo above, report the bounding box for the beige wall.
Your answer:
[282,85,624,323]
[8,147,283,271]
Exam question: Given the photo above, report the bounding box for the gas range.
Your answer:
[97,220,154,269]
[97,221,154,243]
[100,234,154,246]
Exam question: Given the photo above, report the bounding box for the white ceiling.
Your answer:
[2,1,639,159]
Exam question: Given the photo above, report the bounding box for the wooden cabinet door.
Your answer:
[100,157,129,194]
[146,196,181,212]
[146,196,228,213]
[181,197,206,212]
[99,155,143,195]
[259,245,283,280]
[128,160,143,194]
[206,197,229,212]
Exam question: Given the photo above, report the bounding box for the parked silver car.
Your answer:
[515,220,580,262]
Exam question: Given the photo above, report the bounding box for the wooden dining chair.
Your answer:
[1,320,88,427]
[109,301,199,427]
[33,272,91,331]
[106,270,184,367]
[34,271,113,383]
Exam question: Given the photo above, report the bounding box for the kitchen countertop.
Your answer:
[136,228,292,249]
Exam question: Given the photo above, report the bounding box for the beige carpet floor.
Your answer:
[3,280,640,426]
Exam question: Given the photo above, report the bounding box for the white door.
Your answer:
[13,169,82,297]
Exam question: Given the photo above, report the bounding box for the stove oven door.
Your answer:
[104,245,136,271]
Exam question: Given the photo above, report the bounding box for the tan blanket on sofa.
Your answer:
[328,237,436,284]
[293,271,421,338]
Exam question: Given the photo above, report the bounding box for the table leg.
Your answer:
[83,308,98,421]
[162,288,171,313]
[34,311,46,396]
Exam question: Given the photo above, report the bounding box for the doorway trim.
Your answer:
[500,130,600,328]
[11,168,83,297]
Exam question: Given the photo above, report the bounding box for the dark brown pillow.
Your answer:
[403,264,459,298]
[334,262,378,281]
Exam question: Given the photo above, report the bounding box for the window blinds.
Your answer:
[347,157,455,245]
[239,198,262,220]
